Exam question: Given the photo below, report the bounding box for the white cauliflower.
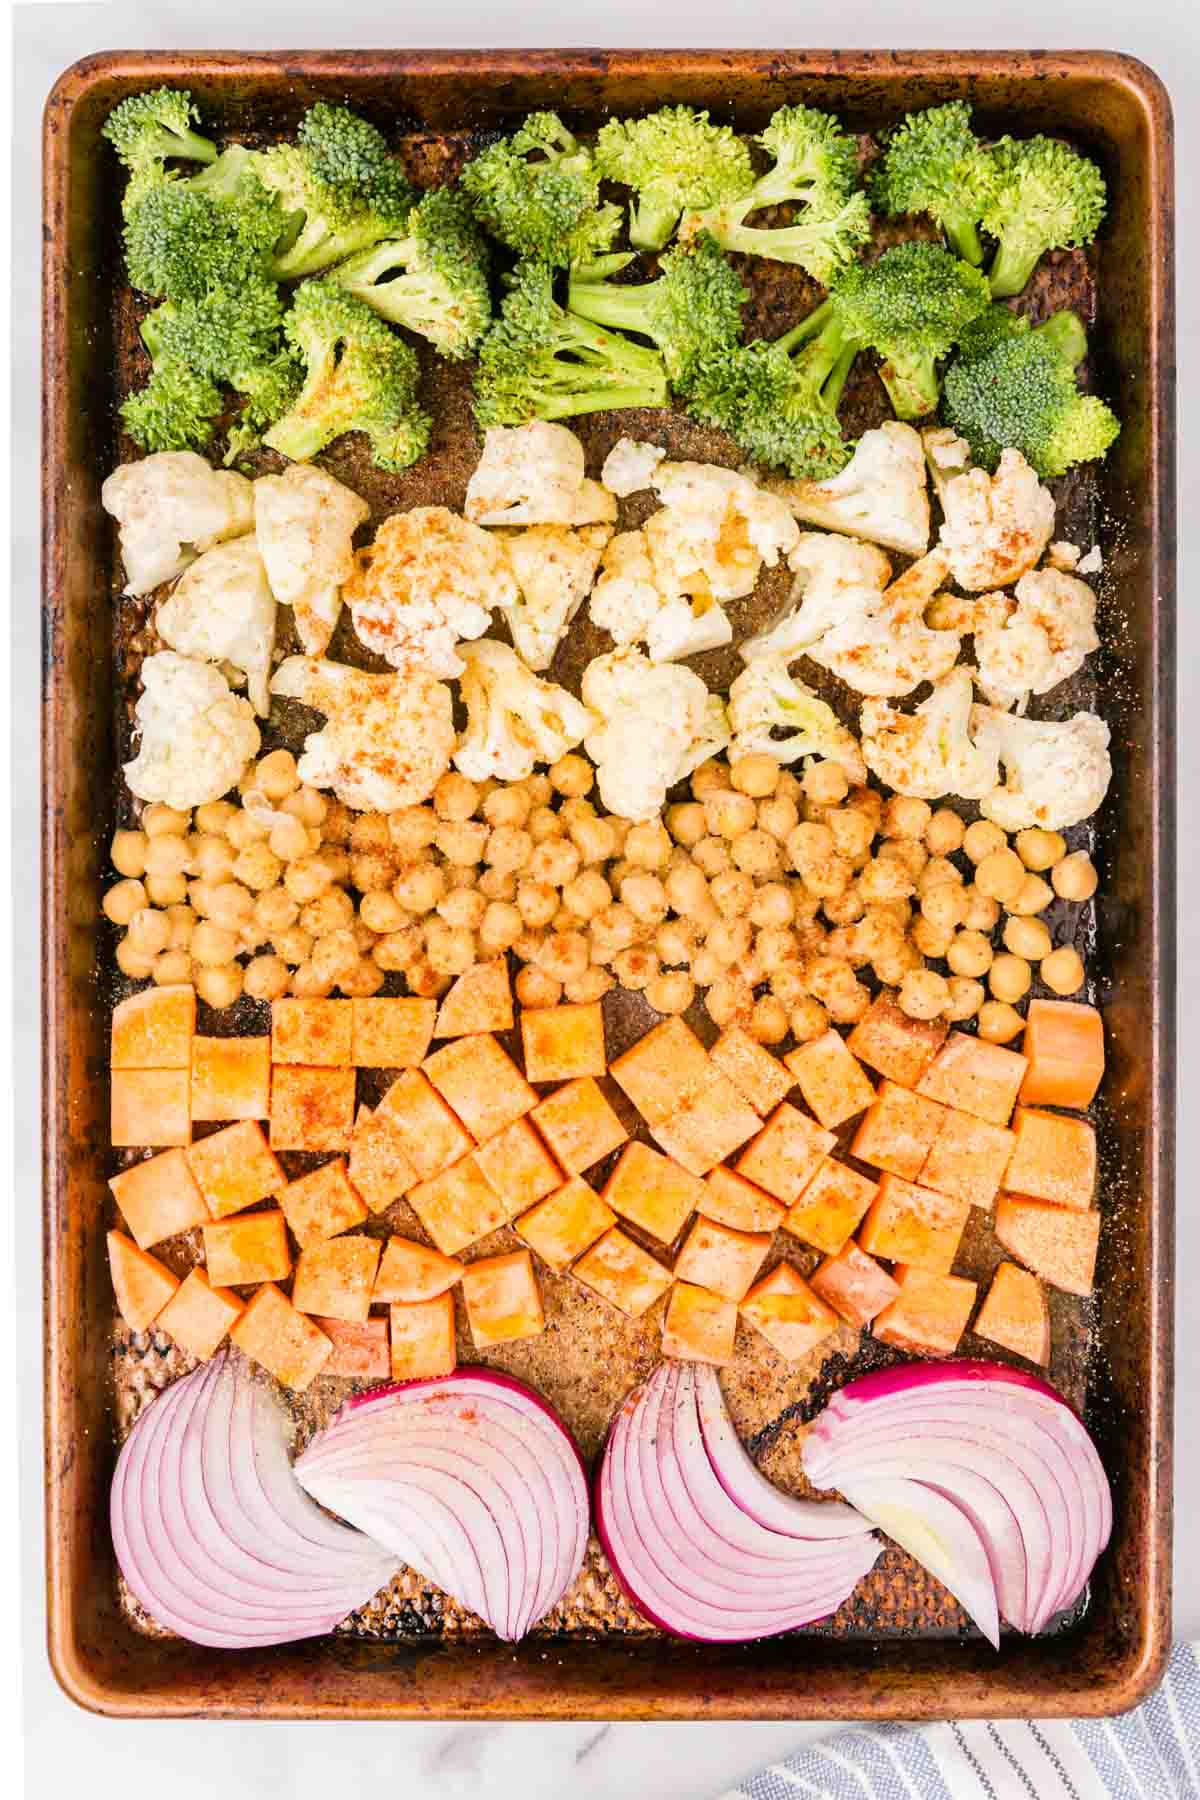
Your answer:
[101,452,254,597]
[923,431,1056,592]
[1047,541,1082,572]
[601,437,667,497]
[971,705,1113,831]
[974,568,1099,711]
[270,657,454,812]
[124,651,260,809]
[581,647,726,821]
[465,422,617,527]
[253,464,370,657]
[644,461,799,602]
[762,422,931,558]
[154,538,277,716]
[588,529,732,663]
[342,507,516,676]
[1077,545,1104,576]
[453,641,596,783]
[728,658,866,781]
[498,523,612,670]
[860,668,1000,800]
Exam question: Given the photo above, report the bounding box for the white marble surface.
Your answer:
[15,1,1197,1793]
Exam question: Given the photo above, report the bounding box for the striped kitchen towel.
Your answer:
[718,1642,1200,1799]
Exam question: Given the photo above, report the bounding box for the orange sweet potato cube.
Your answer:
[1004,1107,1096,1210]
[230,1283,332,1391]
[111,1069,191,1148]
[201,1209,291,1286]
[847,993,947,1087]
[699,1166,787,1234]
[740,1264,838,1362]
[858,1174,970,1274]
[916,1031,1028,1126]
[473,1114,562,1218]
[515,1177,616,1273]
[851,1082,947,1182]
[873,1265,977,1357]
[157,1268,244,1360]
[735,1102,836,1205]
[271,998,352,1066]
[374,1236,463,1303]
[405,1152,508,1256]
[675,1216,771,1302]
[920,1109,1016,1211]
[185,1119,284,1219]
[107,1231,179,1331]
[974,1261,1051,1365]
[783,1160,878,1255]
[809,1241,900,1328]
[376,1070,473,1181]
[709,1026,792,1117]
[609,1016,709,1126]
[292,1234,381,1323]
[434,958,513,1038]
[784,1030,876,1130]
[109,1148,209,1249]
[315,1316,390,1380]
[662,1282,738,1365]
[521,1002,607,1084]
[461,1248,545,1348]
[389,1293,456,1381]
[191,1036,271,1122]
[111,984,195,1069]
[602,1141,706,1245]
[424,1033,537,1141]
[350,997,437,1069]
[531,1077,628,1175]
[278,1159,367,1248]
[652,1066,762,1177]
[269,1065,356,1152]
[1020,999,1105,1110]
[994,1195,1100,1296]
[346,1105,418,1212]
[573,1226,673,1318]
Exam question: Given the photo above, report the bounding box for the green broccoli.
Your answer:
[331,187,491,359]
[461,111,619,267]
[122,173,289,301]
[981,135,1107,298]
[565,234,747,394]
[103,86,217,197]
[680,104,871,282]
[472,260,669,428]
[943,309,1120,476]
[138,281,302,460]
[594,105,755,251]
[956,302,1088,367]
[255,104,416,279]
[264,279,431,470]
[121,332,223,454]
[687,301,855,478]
[867,102,999,265]
[830,241,993,418]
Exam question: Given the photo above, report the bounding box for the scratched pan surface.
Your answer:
[42,50,1174,1719]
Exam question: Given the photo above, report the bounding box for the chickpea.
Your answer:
[244,954,291,1001]
[704,791,757,840]
[523,774,554,807]
[543,752,589,798]
[321,801,354,847]
[794,759,845,807]
[234,843,284,892]
[757,795,800,843]
[482,786,532,830]
[206,882,254,932]
[1052,852,1099,902]
[944,975,985,1022]
[1008,873,1055,917]
[879,839,929,881]
[823,887,867,929]
[978,1000,1025,1044]
[692,835,733,878]
[474,900,519,954]
[618,821,668,870]
[407,959,452,1000]
[339,957,386,998]
[279,787,327,830]
[114,936,155,979]
[730,829,781,878]
[311,927,361,986]
[789,997,830,1042]
[346,812,388,855]
[774,769,803,805]
[142,802,190,838]
[921,882,969,934]
[483,824,533,876]
[666,801,707,847]
[1004,916,1053,961]
[253,887,299,937]
[529,838,581,887]
[478,866,519,902]
[562,869,613,921]
[769,964,809,1010]
[827,807,875,864]
[748,883,794,930]
[989,953,1032,1004]
[899,968,951,1021]
[858,857,915,904]
[946,929,994,978]
[513,929,546,964]
[811,960,872,1024]
[515,965,562,1009]
[708,869,754,921]
[226,809,271,853]
[745,994,787,1045]
[300,889,355,938]
[690,759,731,799]
[753,925,798,976]
[355,890,403,935]
[265,814,310,864]
[111,829,149,878]
[373,925,423,971]
[194,800,238,837]
[918,856,965,896]
[537,931,590,985]
[708,918,753,967]
[911,916,953,960]
[152,948,192,986]
[1041,945,1086,995]
[516,879,559,929]
[610,947,657,990]
[705,972,755,1029]
[103,878,147,927]
[1016,827,1067,872]
[432,772,479,822]
[191,920,239,968]
[190,835,236,883]
[192,962,242,1008]
[423,919,477,977]
[620,871,670,925]
[438,888,487,933]
[159,904,193,951]
[925,808,965,857]
[825,925,869,965]
[436,820,488,866]
[589,903,640,960]
[975,848,1026,905]
[247,748,296,802]
[352,916,380,955]
[284,856,334,905]
[393,861,446,915]
[723,752,775,800]
[149,871,192,907]
[528,805,566,845]
[962,820,1008,864]
[272,925,314,966]
[289,960,335,999]
[570,813,619,865]
[388,806,439,859]
[125,907,171,957]
[651,921,693,969]
[665,862,717,926]
[873,942,924,987]
[564,968,615,1005]
[645,970,694,1015]
[883,796,932,841]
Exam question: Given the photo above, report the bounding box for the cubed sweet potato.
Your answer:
[434,958,513,1039]
[111,984,195,1070]
[185,1120,284,1220]
[531,1077,628,1175]
[601,1141,706,1245]
[661,1282,738,1365]
[201,1208,291,1286]
[473,1115,562,1217]
[520,1002,607,1084]
[111,1069,191,1148]
[156,1267,244,1361]
[271,998,352,1067]
[920,1109,1016,1211]
[515,1177,616,1273]
[573,1227,673,1318]
[872,1265,977,1357]
[424,1033,537,1141]
[740,1264,838,1362]
[277,1159,368,1248]
[376,1070,473,1180]
[916,1032,1028,1127]
[699,1166,788,1235]
[346,1105,418,1212]
[993,1194,1100,1296]
[809,1242,900,1328]
[350,997,437,1069]
[109,1147,209,1249]
[735,1102,836,1205]
[1020,999,1105,1110]
[858,1174,970,1274]
[652,1066,762,1177]
[851,1082,946,1182]
[783,1160,879,1256]
[269,1066,356,1152]
[191,1036,271,1122]
[1004,1107,1097,1211]
[674,1215,771,1302]
[313,1315,390,1380]
[230,1283,332,1391]
[608,1017,709,1125]
[784,1030,876,1130]
[709,1026,792,1117]
[374,1236,463,1303]
[461,1248,546,1348]
[847,993,947,1086]
[107,1230,179,1332]
[405,1151,508,1256]
[292,1234,381,1323]
[974,1261,1051,1365]
[389,1293,456,1381]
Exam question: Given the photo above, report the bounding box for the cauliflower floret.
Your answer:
[1047,540,1082,573]
[342,507,516,676]
[728,658,866,781]
[644,461,799,602]
[861,667,1000,800]
[453,641,596,783]
[465,422,618,527]
[923,432,1056,592]
[971,705,1113,831]
[253,464,370,658]
[155,538,277,716]
[270,656,454,812]
[974,568,1099,710]
[581,647,726,821]
[124,651,260,809]
[1077,545,1103,576]
[762,422,931,558]
[601,436,667,498]
[101,453,254,597]
[498,523,611,670]
[589,529,732,663]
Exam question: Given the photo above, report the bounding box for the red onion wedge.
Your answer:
[595,1362,880,1642]
[802,1360,1112,1639]
[110,1354,399,1648]
[293,1371,589,1643]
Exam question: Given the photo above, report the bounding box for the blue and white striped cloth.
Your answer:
[720,1643,1200,1799]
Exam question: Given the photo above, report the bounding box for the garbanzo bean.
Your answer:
[438,887,487,932]
[321,801,354,846]
[233,843,283,891]
[749,882,794,929]
[153,948,192,986]
[207,882,255,931]
[372,924,422,971]
[757,794,800,842]
[392,861,446,915]
[644,970,694,1015]
[899,968,951,1020]
[704,791,758,840]
[289,960,335,999]
[478,866,518,902]
[103,878,147,927]
[921,882,969,934]
[528,805,566,845]
[126,908,170,956]
[708,918,753,967]
[301,889,355,938]
[547,752,592,797]
[878,839,929,880]
[423,919,477,976]
[691,835,733,877]
[789,997,830,1042]
[111,829,149,878]
[388,805,439,859]
[624,821,672,869]
[192,921,239,968]
[284,856,335,905]
[621,871,670,924]
[253,749,299,802]
[732,829,783,878]
[690,945,724,988]
[195,961,244,1008]
[925,808,965,856]
[515,965,562,1009]
[1003,916,1053,961]
[271,925,313,965]
[433,771,480,821]
[858,857,915,904]
[911,916,953,960]
[918,856,965,893]
[944,975,985,1021]
[882,796,932,840]
[974,848,1025,904]
[146,871,190,907]
[963,820,1008,863]
[827,807,875,864]
[482,786,532,830]
[311,928,360,986]
[1016,827,1067,871]
[407,959,452,1000]
[281,786,328,829]
[115,937,155,979]
[691,759,731,799]
[436,819,488,866]
[961,885,1001,931]
[516,879,559,928]
[358,890,406,934]
[1041,945,1086,995]
[655,918,697,966]
[1052,852,1099,902]
[142,802,190,838]
[1008,873,1055,916]
[523,774,554,807]
[725,752,777,799]
[946,929,994,978]
[749,994,789,1044]
[194,800,238,837]
[564,967,615,1005]
[529,838,580,887]
[977,999,1024,1043]
[989,953,1032,1003]
[705,972,754,1028]
[666,801,707,847]
[244,954,291,1001]
[610,947,658,990]
[477,900,522,953]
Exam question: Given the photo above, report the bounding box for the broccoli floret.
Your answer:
[123,173,288,300]
[472,260,669,428]
[254,104,416,279]
[943,311,1120,477]
[981,135,1107,298]
[831,241,992,418]
[139,281,302,460]
[298,102,413,212]
[957,303,1088,368]
[121,342,223,454]
[565,234,747,394]
[264,279,431,470]
[681,104,871,282]
[461,111,619,267]
[332,187,491,359]
[687,302,855,478]
[868,102,1000,265]
[594,105,755,251]
[103,87,217,183]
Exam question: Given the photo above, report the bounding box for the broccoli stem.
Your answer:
[1036,310,1087,366]
[564,275,660,341]
[944,213,984,267]
[628,195,680,253]
[987,237,1043,300]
